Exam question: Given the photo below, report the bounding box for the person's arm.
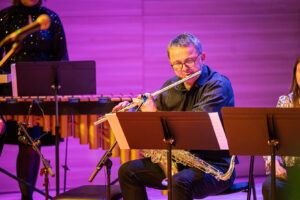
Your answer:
[276,95,292,108]
[191,79,234,113]
[275,159,287,179]
[263,156,286,178]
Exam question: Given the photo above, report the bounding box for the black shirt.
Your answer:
[155,64,235,167]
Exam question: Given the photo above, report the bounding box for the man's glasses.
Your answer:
[171,53,201,70]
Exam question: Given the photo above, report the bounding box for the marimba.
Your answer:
[0,95,142,163]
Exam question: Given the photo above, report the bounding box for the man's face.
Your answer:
[21,0,39,7]
[169,44,203,80]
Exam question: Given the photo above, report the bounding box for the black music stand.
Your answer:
[11,61,96,96]
[221,107,300,200]
[10,60,96,195]
[106,111,230,200]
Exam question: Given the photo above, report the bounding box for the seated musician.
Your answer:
[262,56,300,200]
[0,0,68,199]
[113,33,236,200]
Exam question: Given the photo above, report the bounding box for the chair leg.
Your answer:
[247,156,255,200]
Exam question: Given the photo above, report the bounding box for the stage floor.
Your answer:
[0,177,264,200]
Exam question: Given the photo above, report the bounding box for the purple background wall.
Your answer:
[1,0,300,195]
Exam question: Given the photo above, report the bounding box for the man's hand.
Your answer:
[112,93,157,112]
[133,93,157,112]
[112,101,130,112]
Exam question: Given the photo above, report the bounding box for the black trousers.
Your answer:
[118,158,235,200]
[17,145,41,200]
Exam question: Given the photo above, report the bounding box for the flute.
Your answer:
[94,70,201,125]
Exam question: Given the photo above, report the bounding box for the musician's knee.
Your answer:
[118,161,134,184]
[171,175,193,200]
[172,174,192,190]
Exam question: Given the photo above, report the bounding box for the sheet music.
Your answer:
[11,63,18,97]
[106,113,130,149]
[208,112,229,150]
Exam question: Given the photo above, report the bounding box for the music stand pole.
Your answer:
[161,117,174,200]
[52,84,61,195]
[266,114,279,200]
[269,139,278,200]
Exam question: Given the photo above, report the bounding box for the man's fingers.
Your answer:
[276,173,287,180]
[112,101,130,112]
[132,98,142,106]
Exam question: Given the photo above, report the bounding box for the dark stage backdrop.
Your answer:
[0,0,300,194]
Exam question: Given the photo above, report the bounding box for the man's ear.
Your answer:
[201,52,206,61]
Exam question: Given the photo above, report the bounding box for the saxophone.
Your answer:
[141,149,235,181]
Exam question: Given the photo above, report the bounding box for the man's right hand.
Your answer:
[112,101,130,112]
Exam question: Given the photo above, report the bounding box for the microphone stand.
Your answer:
[18,123,55,200]
[89,97,148,199]
[89,142,116,199]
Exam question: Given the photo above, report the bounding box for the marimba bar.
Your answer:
[0,94,142,162]
[0,95,133,115]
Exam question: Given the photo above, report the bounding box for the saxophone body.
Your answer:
[141,149,235,181]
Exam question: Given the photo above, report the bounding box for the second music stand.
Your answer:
[222,107,300,200]
[107,111,230,200]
